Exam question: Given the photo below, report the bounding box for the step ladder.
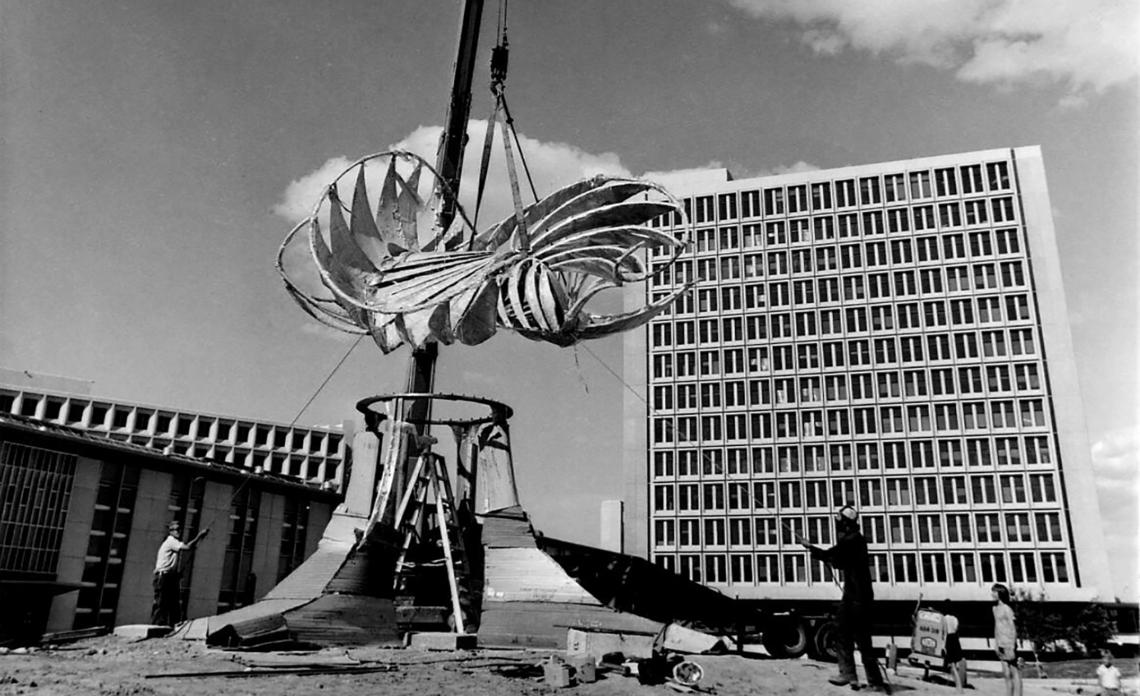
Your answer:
[391,452,472,634]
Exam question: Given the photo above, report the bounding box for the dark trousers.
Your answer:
[151,570,182,626]
[835,601,884,685]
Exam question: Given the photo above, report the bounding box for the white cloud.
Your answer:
[273,121,630,231]
[1091,426,1140,482]
[762,161,820,176]
[1090,427,1140,599]
[643,163,731,194]
[727,0,1139,101]
[1057,94,1089,110]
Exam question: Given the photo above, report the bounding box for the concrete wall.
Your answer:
[599,500,624,553]
[185,481,232,619]
[115,467,173,625]
[308,500,333,550]
[45,457,101,633]
[345,429,380,517]
[250,492,285,601]
[1013,145,1113,598]
[622,289,650,559]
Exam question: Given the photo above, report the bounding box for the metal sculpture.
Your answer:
[276,150,690,352]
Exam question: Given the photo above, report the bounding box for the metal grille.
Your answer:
[0,441,77,575]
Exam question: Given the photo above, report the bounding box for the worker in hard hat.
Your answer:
[800,505,889,693]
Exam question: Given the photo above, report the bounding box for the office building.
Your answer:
[0,376,348,640]
[622,146,1112,602]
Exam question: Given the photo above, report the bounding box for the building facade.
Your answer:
[0,382,348,640]
[622,146,1112,603]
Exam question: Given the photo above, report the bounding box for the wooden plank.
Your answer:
[285,594,401,647]
[205,598,311,638]
[264,547,351,600]
[478,506,535,548]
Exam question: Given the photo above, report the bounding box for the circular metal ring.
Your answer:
[355,392,513,427]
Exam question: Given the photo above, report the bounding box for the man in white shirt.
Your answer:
[151,521,209,626]
[1097,651,1122,695]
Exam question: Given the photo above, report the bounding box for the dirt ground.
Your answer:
[0,635,1135,696]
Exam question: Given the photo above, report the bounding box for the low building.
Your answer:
[0,380,350,643]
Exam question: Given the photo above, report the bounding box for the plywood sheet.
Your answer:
[286,594,400,646]
[478,506,535,548]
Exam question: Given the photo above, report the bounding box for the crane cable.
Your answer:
[196,335,365,536]
[472,0,539,235]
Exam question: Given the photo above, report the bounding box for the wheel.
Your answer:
[672,660,703,687]
[762,617,809,658]
[808,621,840,662]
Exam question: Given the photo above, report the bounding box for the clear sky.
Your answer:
[2,0,1136,599]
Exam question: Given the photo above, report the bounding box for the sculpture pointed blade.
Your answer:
[473,177,599,251]
[329,185,378,276]
[350,164,389,265]
[396,162,423,251]
[531,200,677,252]
[575,285,691,340]
[451,281,499,346]
[309,217,371,327]
[375,157,403,247]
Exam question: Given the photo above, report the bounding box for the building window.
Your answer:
[1029,474,1057,503]
[788,185,808,214]
[1040,552,1069,583]
[950,552,977,583]
[783,553,807,583]
[860,177,882,205]
[217,488,261,613]
[812,183,833,210]
[730,554,754,583]
[75,461,139,629]
[1009,552,1037,583]
[980,555,1007,583]
[679,554,701,582]
[0,443,77,576]
[764,188,785,216]
[987,162,1011,190]
[718,194,737,221]
[703,518,726,546]
[168,474,206,614]
[756,553,779,582]
[960,164,984,194]
[921,553,948,583]
[893,553,919,582]
[1005,513,1033,543]
[975,513,1002,543]
[946,512,972,541]
[278,497,310,582]
[741,191,761,218]
[971,472,1001,503]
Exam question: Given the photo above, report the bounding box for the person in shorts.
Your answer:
[943,602,967,693]
[991,583,1021,696]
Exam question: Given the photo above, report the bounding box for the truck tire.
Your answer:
[808,620,840,662]
[762,617,809,658]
